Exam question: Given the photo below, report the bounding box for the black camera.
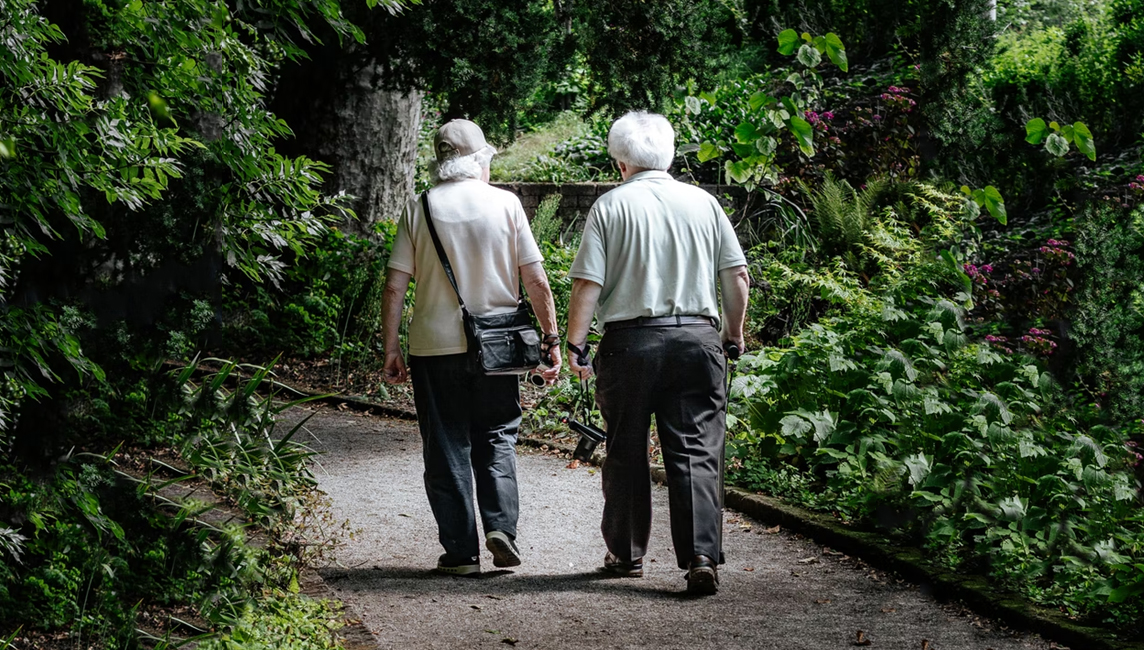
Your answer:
[569,418,607,463]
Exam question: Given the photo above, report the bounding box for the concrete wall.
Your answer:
[491,182,749,226]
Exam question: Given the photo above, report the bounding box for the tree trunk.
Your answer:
[273,50,423,235]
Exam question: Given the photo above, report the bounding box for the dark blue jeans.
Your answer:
[410,354,522,562]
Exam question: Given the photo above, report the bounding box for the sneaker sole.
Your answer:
[686,567,718,595]
[435,564,480,576]
[486,535,522,568]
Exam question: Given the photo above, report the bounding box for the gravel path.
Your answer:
[293,407,1057,650]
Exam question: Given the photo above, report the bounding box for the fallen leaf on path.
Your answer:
[798,556,819,564]
[854,630,872,646]
[337,402,348,410]
[486,595,502,600]
[566,459,581,469]
[881,608,896,613]
[815,599,832,604]
[921,640,930,650]
[764,525,781,534]
[743,567,755,572]
[398,513,411,518]
[470,605,481,610]
[824,549,844,556]
[502,638,519,646]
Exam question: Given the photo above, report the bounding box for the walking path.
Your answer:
[294,407,1057,650]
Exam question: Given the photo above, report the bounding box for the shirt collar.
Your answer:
[622,170,673,184]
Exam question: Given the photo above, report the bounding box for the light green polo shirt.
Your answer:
[569,170,746,324]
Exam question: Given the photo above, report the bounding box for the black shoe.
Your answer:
[436,554,480,576]
[601,552,643,577]
[485,531,523,568]
[686,555,719,595]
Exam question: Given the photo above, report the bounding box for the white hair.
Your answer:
[432,146,495,182]
[607,111,675,171]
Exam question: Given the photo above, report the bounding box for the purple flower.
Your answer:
[981,264,993,273]
[823,111,835,120]
[1032,268,1041,274]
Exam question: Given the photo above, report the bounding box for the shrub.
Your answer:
[1071,202,1144,421]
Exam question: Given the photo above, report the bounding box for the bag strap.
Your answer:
[421,192,470,314]
[421,191,530,311]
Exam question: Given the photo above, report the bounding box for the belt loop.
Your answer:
[675,315,681,327]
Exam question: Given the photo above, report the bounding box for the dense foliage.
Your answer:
[3,0,1144,644]
[0,0,406,644]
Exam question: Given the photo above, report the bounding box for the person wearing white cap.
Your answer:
[381,119,561,576]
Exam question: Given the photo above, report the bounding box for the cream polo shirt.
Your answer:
[569,170,746,325]
[388,179,543,356]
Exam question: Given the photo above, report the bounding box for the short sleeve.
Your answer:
[569,207,606,285]
[388,197,417,275]
[716,208,747,271]
[515,203,544,267]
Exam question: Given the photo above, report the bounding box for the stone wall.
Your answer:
[491,182,749,226]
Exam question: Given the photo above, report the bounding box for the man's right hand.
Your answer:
[723,335,745,359]
[383,352,408,384]
[567,343,593,380]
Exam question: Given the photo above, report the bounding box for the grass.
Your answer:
[489,111,589,182]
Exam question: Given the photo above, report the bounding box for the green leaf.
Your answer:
[780,414,812,438]
[147,91,171,120]
[0,137,14,159]
[796,43,822,68]
[731,143,755,158]
[823,33,848,72]
[788,115,815,156]
[756,136,777,156]
[697,142,721,163]
[699,91,718,106]
[748,91,769,112]
[725,160,753,184]
[1059,123,1075,143]
[684,96,701,115]
[1073,121,1096,161]
[777,29,800,55]
[981,185,1007,225]
[1044,132,1070,157]
[1025,118,1048,144]
[905,453,931,486]
[734,122,759,144]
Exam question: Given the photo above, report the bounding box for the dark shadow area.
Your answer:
[319,567,693,600]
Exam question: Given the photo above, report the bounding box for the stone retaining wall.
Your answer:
[491,182,749,225]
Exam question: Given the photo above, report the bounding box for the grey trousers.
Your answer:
[410,354,522,562]
[594,324,727,570]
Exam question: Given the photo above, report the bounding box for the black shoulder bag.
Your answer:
[421,193,542,375]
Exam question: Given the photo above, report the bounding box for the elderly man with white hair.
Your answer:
[566,111,750,595]
[382,119,561,576]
